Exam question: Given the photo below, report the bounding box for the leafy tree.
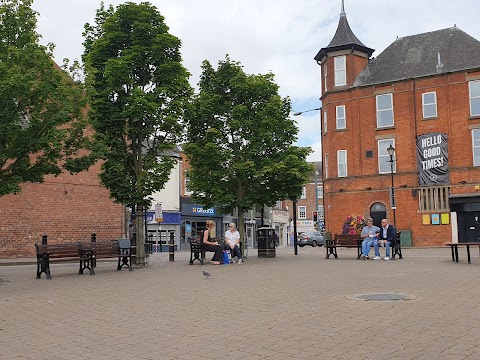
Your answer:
[184,56,313,251]
[83,2,192,264]
[0,0,88,196]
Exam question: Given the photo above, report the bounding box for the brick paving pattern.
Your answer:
[1,247,480,359]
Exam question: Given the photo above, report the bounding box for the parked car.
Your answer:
[297,232,324,247]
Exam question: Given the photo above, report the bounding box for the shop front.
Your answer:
[145,211,182,251]
[180,199,223,249]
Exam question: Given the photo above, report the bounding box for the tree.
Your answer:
[0,0,88,196]
[83,2,192,265]
[184,56,313,251]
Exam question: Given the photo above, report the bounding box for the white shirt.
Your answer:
[225,230,240,246]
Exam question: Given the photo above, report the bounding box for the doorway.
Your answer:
[457,212,480,242]
[370,202,387,228]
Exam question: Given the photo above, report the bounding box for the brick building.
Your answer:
[315,4,480,245]
[0,152,125,259]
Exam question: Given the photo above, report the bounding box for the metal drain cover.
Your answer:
[350,292,415,301]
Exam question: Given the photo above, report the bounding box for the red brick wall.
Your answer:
[0,161,124,258]
[320,53,480,246]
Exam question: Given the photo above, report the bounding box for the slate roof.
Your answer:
[353,27,480,87]
[314,12,374,61]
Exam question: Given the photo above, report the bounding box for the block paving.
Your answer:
[1,246,479,359]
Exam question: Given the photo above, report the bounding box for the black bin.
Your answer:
[256,227,276,258]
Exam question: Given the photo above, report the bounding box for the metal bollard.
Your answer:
[91,233,97,267]
[42,235,48,245]
[169,231,175,262]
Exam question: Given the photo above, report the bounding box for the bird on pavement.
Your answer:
[202,271,212,279]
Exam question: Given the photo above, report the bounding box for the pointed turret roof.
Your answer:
[314,1,374,62]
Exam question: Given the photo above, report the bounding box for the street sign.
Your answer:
[155,203,163,222]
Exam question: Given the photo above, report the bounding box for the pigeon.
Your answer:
[202,271,212,279]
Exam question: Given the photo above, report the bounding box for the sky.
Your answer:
[31,0,480,162]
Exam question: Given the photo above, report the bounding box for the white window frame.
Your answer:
[323,62,328,93]
[317,205,324,221]
[334,55,346,86]
[298,206,307,219]
[323,109,327,134]
[473,129,480,166]
[300,186,306,199]
[376,93,394,128]
[324,153,328,179]
[337,150,347,177]
[317,185,323,199]
[378,139,396,174]
[422,91,437,118]
[336,105,346,129]
[469,80,480,117]
[184,173,191,196]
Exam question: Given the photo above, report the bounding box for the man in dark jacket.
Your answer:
[375,218,396,261]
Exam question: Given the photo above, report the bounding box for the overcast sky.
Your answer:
[32,0,480,162]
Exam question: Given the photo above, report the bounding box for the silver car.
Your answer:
[297,232,324,247]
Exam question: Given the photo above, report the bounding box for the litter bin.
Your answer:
[256,227,276,258]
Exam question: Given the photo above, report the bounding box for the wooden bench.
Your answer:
[325,234,362,259]
[325,232,403,260]
[189,236,205,265]
[189,237,243,265]
[80,238,134,271]
[35,241,93,280]
[445,242,480,264]
[35,235,134,279]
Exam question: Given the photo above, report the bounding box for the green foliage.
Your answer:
[184,56,313,217]
[0,0,89,196]
[82,1,192,210]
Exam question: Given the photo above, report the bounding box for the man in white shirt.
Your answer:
[224,223,243,264]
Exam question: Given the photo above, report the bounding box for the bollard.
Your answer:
[42,235,48,245]
[169,231,175,262]
[91,233,97,267]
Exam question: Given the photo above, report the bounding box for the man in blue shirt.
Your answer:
[360,218,380,260]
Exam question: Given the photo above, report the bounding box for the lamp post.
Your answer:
[293,198,298,255]
[294,107,325,233]
[315,170,319,229]
[387,144,396,227]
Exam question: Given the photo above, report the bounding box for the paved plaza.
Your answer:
[1,246,480,360]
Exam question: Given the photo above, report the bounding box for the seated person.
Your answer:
[202,220,223,265]
[224,223,243,264]
[374,218,395,261]
[360,217,380,259]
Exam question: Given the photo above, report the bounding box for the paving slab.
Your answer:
[1,247,479,359]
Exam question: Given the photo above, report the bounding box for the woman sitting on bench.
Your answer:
[203,220,223,265]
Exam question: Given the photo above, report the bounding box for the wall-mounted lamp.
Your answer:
[339,188,344,192]
[458,180,467,184]
[400,184,408,188]
[365,187,372,191]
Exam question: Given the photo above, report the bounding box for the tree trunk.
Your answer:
[136,207,146,266]
[238,207,246,257]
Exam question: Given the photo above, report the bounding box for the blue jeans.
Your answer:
[361,239,374,256]
[230,245,243,260]
[374,241,391,257]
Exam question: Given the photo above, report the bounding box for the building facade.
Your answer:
[0,161,125,258]
[316,4,480,245]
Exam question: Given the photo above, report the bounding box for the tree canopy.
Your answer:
[82,2,192,263]
[184,56,313,244]
[0,0,88,196]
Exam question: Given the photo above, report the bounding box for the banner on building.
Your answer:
[416,132,449,185]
